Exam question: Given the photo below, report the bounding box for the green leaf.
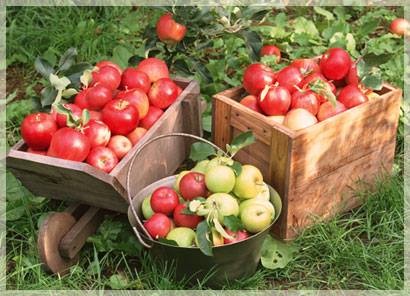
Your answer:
[81,109,90,126]
[240,30,262,62]
[223,215,244,232]
[35,57,54,79]
[356,59,383,90]
[108,274,130,290]
[228,131,255,156]
[314,7,334,20]
[260,235,297,270]
[49,73,71,91]
[42,48,57,67]
[189,142,216,162]
[202,114,212,133]
[58,47,77,72]
[158,238,179,246]
[229,161,242,176]
[196,220,213,256]
[260,55,279,68]
[40,87,58,108]
[112,45,133,69]
[309,79,337,107]
[62,88,78,98]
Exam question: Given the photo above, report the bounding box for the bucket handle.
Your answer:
[126,132,228,248]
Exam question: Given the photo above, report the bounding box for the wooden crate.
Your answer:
[212,83,401,239]
[7,77,202,214]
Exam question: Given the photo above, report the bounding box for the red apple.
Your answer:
[223,229,249,244]
[260,45,281,62]
[86,146,118,173]
[86,84,113,111]
[107,135,132,160]
[148,78,178,109]
[337,84,368,109]
[91,66,121,90]
[127,127,147,146]
[156,13,186,44]
[74,88,90,109]
[96,60,122,75]
[150,186,179,216]
[276,66,303,94]
[390,18,409,36]
[317,101,347,122]
[51,103,82,128]
[102,99,139,135]
[345,63,359,85]
[179,172,207,201]
[89,110,102,121]
[120,68,150,93]
[117,88,149,119]
[82,119,111,148]
[290,89,320,115]
[239,95,262,113]
[173,203,203,229]
[258,85,291,116]
[320,48,352,81]
[242,63,276,95]
[140,106,164,130]
[27,148,47,155]
[136,57,169,83]
[290,58,320,76]
[144,213,172,239]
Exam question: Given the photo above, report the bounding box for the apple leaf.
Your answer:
[81,109,90,126]
[309,79,337,107]
[212,217,234,240]
[196,220,213,256]
[228,131,256,156]
[260,235,298,270]
[223,215,244,232]
[356,59,383,91]
[158,238,179,246]
[229,161,242,176]
[189,142,216,162]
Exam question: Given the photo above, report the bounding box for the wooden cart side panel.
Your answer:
[283,142,396,239]
[7,156,128,213]
[288,88,401,189]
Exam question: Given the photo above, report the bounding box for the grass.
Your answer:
[5,5,406,291]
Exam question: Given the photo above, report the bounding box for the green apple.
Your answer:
[255,183,270,201]
[166,227,196,247]
[240,203,273,233]
[174,170,190,193]
[239,198,275,219]
[206,156,233,172]
[233,165,264,199]
[205,165,236,193]
[192,160,209,173]
[142,196,154,220]
[206,193,239,223]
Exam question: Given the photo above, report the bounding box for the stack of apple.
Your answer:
[141,156,276,248]
[20,57,183,173]
[240,47,379,131]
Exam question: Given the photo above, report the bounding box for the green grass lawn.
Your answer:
[5,6,406,290]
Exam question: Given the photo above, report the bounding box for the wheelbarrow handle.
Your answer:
[126,132,228,248]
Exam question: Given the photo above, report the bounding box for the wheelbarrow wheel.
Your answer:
[37,212,79,275]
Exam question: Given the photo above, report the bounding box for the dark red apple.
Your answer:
[173,203,203,229]
[223,229,249,244]
[290,58,320,76]
[144,213,172,239]
[242,63,276,95]
[337,84,368,109]
[92,66,121,90]
[120,68,150,93]
[320,48,352,80]
[140,106,164,130]
[156,13,187,44]
[86,84,113,111]
[150,186,179,216]
[136,57,169,83]
[276,66,303,93]
[148,78,178,109]
[290,89,320,115]
[260,45,281,63]
[179,172,207,201]
[82,119,111,148]
[258,85,291,116]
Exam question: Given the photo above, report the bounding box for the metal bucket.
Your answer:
[126,133,282,287]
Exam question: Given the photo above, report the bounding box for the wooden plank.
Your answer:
[231,128,271,163]
[60,207,104,259]
[289,87,401,188]
[281,142,396,239]
[234,149,270,181]
[212,96,232,148]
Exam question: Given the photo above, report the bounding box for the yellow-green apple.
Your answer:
[239,199,275,219]
[240,202,273,233]
[142,196,154,219]
[206,193,239,223]
[166,227,196,247]
[205,165,236,193]
[233,165,264,199]
[255,183,270,201]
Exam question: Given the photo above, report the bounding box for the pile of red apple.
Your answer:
[240,47,380,131]
[141,156,277,248]
[20,57,183,173]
